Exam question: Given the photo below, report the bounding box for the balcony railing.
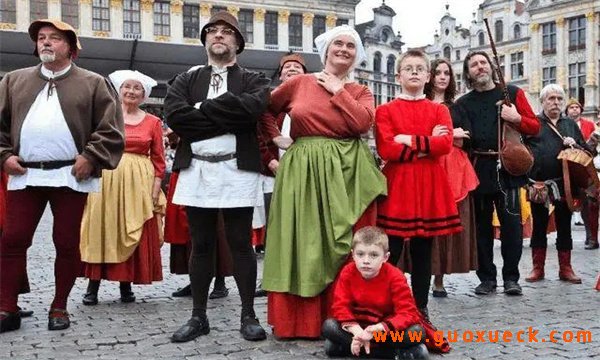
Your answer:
[289,46,303,52]
[124,33,142,40]
[264,44,279,50]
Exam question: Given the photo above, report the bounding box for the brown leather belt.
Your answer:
[19,159,76,170]
[191,153,236,163]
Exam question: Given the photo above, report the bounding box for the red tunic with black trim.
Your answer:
[577,117,596,141]
[376,98,461,238]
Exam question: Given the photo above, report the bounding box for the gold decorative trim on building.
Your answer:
[0,22,17,30]
[79,0,92,5]
[227,6,239,18]
[586,65,597,86]
[530,23,539,32]
[200,3,212,17]
[110,0,122,9]
[48,0,60,4]
[141,0,154,12]
[586,12,595,22]
[303,12,314,26]
[155,35,171,42]
[326,13,337,27]
[254,8,265,22]
[184,38,201,44]
[556,17,565,27]
[93,31,110,37]
[170,0,183,15]
[278,10,289,24]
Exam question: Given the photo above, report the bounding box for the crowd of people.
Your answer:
[1,14,600,359]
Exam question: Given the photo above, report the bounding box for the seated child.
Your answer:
[322,226,429,359]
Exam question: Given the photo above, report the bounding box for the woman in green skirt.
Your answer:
[261,25,387,339]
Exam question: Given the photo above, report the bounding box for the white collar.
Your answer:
[41,64,72,79]
[397,93,426,101]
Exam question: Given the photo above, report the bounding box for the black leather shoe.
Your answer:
[171,316,210,343]
[240,315,266,341]
[503,281,523,296]
[172,284,192,297]
[324,339,349,357]
[432,288,447,298]
[475,281,497,295]
[17,307,34,318]
[0,311,21,333]
[82,280,100,305]
[395,344,430,360]
[120,282,136,303]
[48,309,70,331]
[209,287,229,299]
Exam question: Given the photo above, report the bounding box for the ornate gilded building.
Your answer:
[0,0,359,100]
[423,0,600,115]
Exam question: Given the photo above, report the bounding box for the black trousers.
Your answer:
[530,201,572,250]
[186,207,256,318]
[474,188,522,283]
[388,237,432,310]
[321,319,424,359]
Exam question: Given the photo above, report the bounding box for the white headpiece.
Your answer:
[109,70,157,103]
[314,25,366,71]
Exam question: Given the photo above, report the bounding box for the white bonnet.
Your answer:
[109,70,157,103]
[314,25,366,70]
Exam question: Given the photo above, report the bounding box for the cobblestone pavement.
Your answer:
[2,209,599,359]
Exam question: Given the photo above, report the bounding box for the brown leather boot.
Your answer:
[525,247,546,282]
[558,250,582,284]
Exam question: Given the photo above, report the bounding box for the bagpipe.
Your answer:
[483,19,534,177]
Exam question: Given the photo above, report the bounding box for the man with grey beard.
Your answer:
[453,51,540,297]
[0,19,123,333]
[165,11,270,343]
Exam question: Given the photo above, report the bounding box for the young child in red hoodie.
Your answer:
[322,226,429,359]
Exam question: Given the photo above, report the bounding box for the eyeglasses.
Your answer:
[400,66,428,74]
[204,26,236,36]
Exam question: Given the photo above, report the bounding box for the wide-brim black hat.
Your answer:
[200,11,245,54]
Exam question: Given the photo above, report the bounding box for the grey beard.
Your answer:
[40,53,56,63]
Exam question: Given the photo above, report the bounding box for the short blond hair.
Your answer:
[396,49,431,73]
[352,226,389,252]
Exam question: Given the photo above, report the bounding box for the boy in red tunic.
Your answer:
[376,49,460,318]
[322,227,429,359]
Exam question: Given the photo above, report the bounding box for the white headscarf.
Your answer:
[314,25,366,71]
[108,70,157,103]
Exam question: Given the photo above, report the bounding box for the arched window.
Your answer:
[513,24,521,39]
[373,52,382,73]
[387,55,396,74]
[495,20,504,42]
[478,32,485,46]
[443,46,451,60]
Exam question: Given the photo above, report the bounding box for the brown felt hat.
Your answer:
[200,11,245,54]
[29,19,81,58]
[565,98,583,112]
[278,52,307,75]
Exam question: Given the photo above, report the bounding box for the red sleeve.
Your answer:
[409,104,453,157]
[268,76,298,115]
[331,265,357,323]
[149,117,166,179]
[375,104,414,162]
[383,268,422,331]
[514,89,540,136]
[259,111,283,142]
[330,85,375,134]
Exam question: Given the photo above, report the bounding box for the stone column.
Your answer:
[555,17,566,88]
[110,0,123,39]
[253,8,265,49]
[278,10,289,51]
[140,0,154,41]
[529,23,540,96]
[79,0,93,36]
[325,13,336,31]
[302,12,313,52]
[584,12,597,111]
[48,0,61,19]
[170,0,184,43]
[199,3,212,31]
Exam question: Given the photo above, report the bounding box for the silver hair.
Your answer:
[539,84,565,102]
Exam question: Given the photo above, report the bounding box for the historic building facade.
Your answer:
[423,0,600,115]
